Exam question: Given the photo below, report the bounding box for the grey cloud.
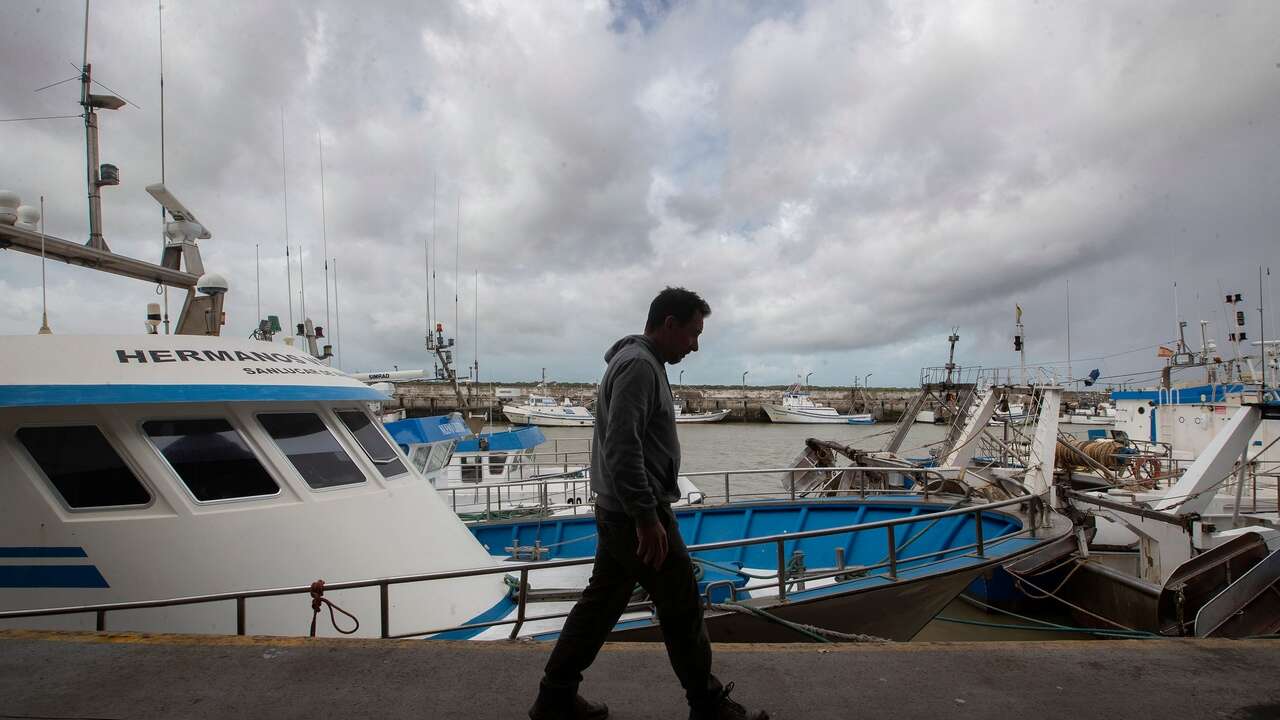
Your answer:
[2,0,1278,388]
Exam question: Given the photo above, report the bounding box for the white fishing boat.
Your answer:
[763,386,875,425]
[502,392,594,427]
[674,396,730,423]
[1050,397,1280,636]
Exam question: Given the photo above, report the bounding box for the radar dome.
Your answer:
[14,205,40,231]
[196,271,229,296]
[0,190,19,225]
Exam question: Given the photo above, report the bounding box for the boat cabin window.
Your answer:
[428,441,455,473]
[336,410,408,478]
[488,452,508,476]
[257,413,365,490]
[143,419,278,501]
[460,455,482,482]
[16,425,152,509]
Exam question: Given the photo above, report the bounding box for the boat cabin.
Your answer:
[0,335,507,637]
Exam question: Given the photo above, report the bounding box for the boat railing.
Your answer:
[546,437,593,453]
[0,494,1038,641]
[918,365,986,387]
[442,465,985,522]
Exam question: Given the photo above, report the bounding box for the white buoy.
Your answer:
[15,205,41,231]
[0,191,19,225]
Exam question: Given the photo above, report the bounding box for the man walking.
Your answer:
[529,287,767,720]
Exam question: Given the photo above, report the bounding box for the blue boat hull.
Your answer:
[470,497,1066,641]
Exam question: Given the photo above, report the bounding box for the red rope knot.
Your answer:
[307,578,360,637]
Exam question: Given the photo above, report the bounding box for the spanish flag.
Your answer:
[1157,346,1174,358]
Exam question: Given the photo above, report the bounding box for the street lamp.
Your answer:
[804,372,813,387]
[679,369,685,386]
[864,372,873,388]
[742,370,749,422]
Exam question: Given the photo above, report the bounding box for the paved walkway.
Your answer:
[1,630,1278,719]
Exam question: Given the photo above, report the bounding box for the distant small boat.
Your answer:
[1064,402,1115,426]
[503,392,594,427]
[674,395,729,423]
[764,386,875,425]
[988,403,1029,426]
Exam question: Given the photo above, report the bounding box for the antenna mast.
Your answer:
[473,268,479,382]
[455,192,460,369]
[80,0,123,252]
[333,258,342,369]
[318,133,331,338]
[157,0,170,333]
[1065,279,1072,387]
[280,109,293,333]
[1262,267,1269,401]
[38,196,52,335]
[299,244,307,323]
[432,173,438,350]
[255,242,261,322]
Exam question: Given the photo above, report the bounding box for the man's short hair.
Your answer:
[645,287,711,331]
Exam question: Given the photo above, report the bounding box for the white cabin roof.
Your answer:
[0,335,385,407]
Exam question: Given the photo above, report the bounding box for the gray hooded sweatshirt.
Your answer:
[590,334,680,525]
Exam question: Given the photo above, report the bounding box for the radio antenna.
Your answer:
[157,0,170,333]
[318,133,331,336]
[333,258,342,368]
[427,178,437,348]
[38,195,52,335]
[280,109,293,333]
[432,173,438,340]
[473,268,479,382]
[299,243,307,323]
[454,192,460,353]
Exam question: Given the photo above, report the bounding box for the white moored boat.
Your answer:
[502,392,594,427]
[674,396,729,424]
[763,387,875,425]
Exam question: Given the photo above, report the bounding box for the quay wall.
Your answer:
[388,383,924,422]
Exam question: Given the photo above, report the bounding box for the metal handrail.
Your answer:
[440,465,971,520]
[0,494,1034,639]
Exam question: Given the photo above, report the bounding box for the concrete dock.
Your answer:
[2,631,1277,719]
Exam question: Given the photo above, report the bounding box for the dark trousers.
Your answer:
[541,505,721,707]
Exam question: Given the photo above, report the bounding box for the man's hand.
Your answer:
[635,518,669,569]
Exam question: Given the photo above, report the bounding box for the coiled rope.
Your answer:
[308,579,360,637]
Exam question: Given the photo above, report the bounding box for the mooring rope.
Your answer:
[308,579,360,637]
[709,601,891,644]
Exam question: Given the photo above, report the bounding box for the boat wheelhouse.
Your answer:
[1111,383,1279,464]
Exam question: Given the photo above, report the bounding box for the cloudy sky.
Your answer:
[2,0,1277,388]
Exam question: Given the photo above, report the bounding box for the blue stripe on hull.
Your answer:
[431,595,516,640]
[0,565,109,588]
